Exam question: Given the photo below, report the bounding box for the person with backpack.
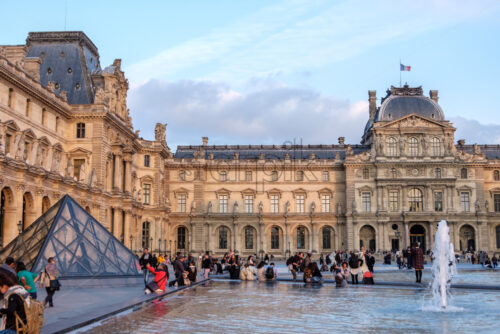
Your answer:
[0,271,29,334]
[39,257,60,308]
[266,263,277,281]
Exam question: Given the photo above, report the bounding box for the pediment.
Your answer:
[69,147,92,156]
[215,188,231,198]
[377,114,450,129]
[173,187,190,198]
[292,188,308,198]
[240,188,256,198]
[266,188,282,198]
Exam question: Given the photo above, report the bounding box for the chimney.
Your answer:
[338,137,345,145]
[24,57,41,81]
[368,90,377,121]
[202,137,208,146]
[429,90,439,103]
[458,139,465,147]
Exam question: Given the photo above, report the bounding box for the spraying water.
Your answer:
[430,220,457,309]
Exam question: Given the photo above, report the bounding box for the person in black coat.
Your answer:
[366,252,376,272]
[139,248,154,285]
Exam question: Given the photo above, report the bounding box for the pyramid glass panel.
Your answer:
[1,195,140,277]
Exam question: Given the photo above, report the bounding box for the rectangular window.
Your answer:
[389,190,399,212]
[494,194,500,212]
[41,108,47,126]
[322,171,329,181]
[144,155,150,167]
[270,194,279,213]
[435,168,441,179]
[220,171,227,181]
[219,194,228,213]
[362,192,371,212]
[178,194,186,213]
[434,192,443,212]
[5,134,11,154]
[179,170,186,181]
[271,171,278,181]
[55,117,60,132]
[25,99,31,117]
[244,195,254,213]
[321,194,330,213]
[460,192,470,212]
[143,184,151,205]
[76,123,85,138]
[73,159,85,179]
[8,88,13,108]
[296,195,305,213]
[296,171,304,181]
[245,171,252,182]
[23,142,30,161]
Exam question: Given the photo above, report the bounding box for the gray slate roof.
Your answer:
[377,95,444,122]
[174,145,370,160]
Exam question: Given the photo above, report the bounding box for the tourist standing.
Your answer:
[202,252,211,280]
[188,262,197,282]
[139,248,153,285]
[492,254,498,268]
[348,252,360,284]
[16,261,39,299]
[366,252,375,273]
[40,257,60,308]
[256,261,266,281]
[359,247,369,275]
[412,243,424,283]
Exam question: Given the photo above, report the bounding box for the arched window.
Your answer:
[387,137,397,156]
[141,222,150,249]
[494,170,500,181]
[245,227,254,249]
[408,137,418,156]
[297,226,306,249]
[461,168,468,179]
[270,227,280,249]
[218,226,228,249]
[178,226,187,249]
[42,196,51,214]
[431,137,441,156]
[322,227,332,249]
[408,188,423,212]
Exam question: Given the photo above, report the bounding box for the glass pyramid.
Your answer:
[0,195,141,277]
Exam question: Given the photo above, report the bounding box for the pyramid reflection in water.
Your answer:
[0,195,141,277]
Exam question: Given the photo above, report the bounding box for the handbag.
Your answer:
[45,269,61,290]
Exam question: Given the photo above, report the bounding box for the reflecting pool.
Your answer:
[76,280,500,334]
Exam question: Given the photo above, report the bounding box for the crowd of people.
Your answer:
[0,256,56,333]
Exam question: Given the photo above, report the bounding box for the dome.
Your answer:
[376,85,444,122]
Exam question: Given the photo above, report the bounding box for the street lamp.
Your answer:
[17,220,22,235]
[158,238,162,254]
[129,235,133,252]
[150,237,153,251]
[169,240,172,257]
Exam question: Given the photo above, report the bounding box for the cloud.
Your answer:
[125,0,500,85]
[128,79,368,148]
[450,117,500,144]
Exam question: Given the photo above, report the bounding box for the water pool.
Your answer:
[76,280,500,334]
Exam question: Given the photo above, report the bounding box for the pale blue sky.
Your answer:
[1,0,499,147]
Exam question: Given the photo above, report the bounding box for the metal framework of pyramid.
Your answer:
[0,195,141,277]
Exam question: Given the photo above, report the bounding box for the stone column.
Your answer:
[124,158,132,194]
[113,154,122,192]
[259,220,264,254]
[113,208,121,238]
[429,222,435,250]
[124,210,131,247]
[404,221,410,248]
[310,222,315,253]
[205,222,211,252]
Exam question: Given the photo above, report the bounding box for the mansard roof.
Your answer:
[174,144,370,160]
[26,31,101,104]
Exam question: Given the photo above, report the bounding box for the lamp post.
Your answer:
[150,237,153,251]
[129,235,133,252]
[17,220,22,235]
[169,240,172,258]
[158,238,162,254]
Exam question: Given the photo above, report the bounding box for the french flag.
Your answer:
[400,64,411,71]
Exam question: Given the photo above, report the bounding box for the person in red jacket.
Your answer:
[145,263,169,294]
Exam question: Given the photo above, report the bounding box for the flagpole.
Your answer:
[399,58,401,87]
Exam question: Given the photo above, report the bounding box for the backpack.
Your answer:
[265,266,275,279]
[286,256,293,266]
[10,294,44,334]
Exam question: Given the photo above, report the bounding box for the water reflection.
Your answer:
[77,281,500,334]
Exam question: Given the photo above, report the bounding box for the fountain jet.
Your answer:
[431,220,456,309]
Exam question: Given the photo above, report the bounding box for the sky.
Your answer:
[1,0,500,148]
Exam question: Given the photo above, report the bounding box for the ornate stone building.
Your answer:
[1,31,500,259]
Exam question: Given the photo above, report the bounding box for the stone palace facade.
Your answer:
[1,31,500,258]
